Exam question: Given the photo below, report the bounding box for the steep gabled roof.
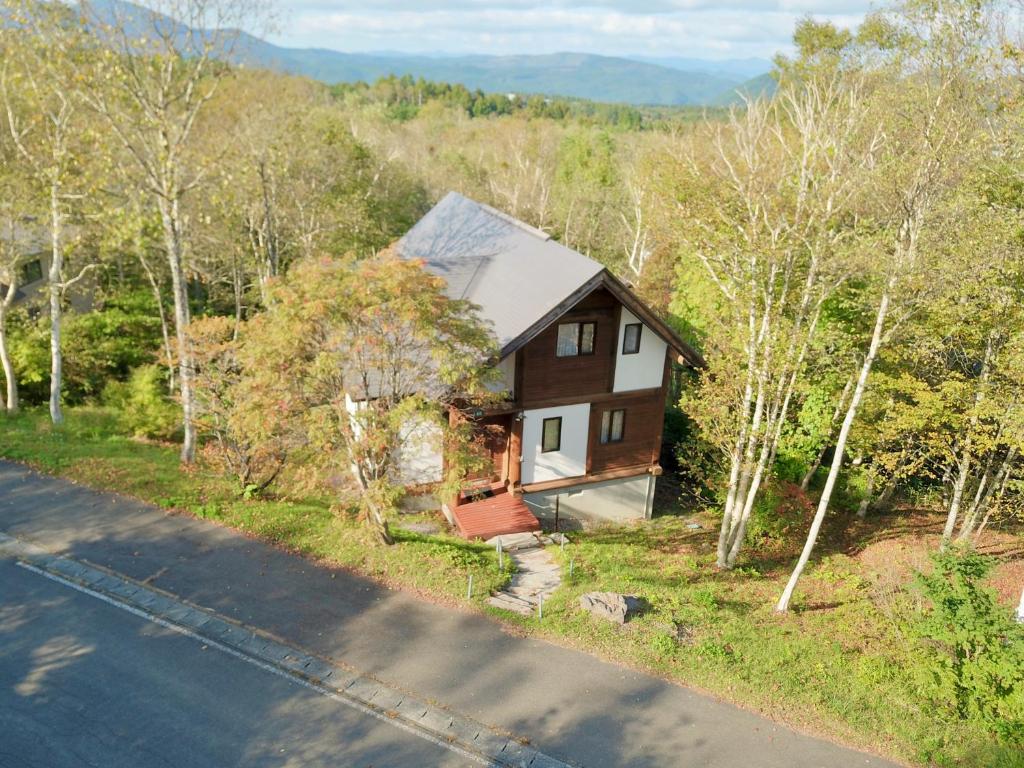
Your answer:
[398,192,703,368]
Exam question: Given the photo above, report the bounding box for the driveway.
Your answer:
[0,460,900,767]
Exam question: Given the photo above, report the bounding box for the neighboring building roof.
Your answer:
[0,283,26,302]
[397,192,703,368]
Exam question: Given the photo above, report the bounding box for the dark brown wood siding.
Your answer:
[467,415,512,482]
[588,392,665,473]
[519,288,618,407]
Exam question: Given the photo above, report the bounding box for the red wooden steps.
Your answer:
[451,493,541,541]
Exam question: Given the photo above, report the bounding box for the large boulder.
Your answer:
[579,592,643,625]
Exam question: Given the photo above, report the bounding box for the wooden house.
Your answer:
[395,192,701,535]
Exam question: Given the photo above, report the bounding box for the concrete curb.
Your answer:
[0,532,574,768]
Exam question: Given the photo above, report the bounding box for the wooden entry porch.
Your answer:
[450,486,541,540]
[446,410,536,540]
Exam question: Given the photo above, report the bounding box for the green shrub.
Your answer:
[745,483,808,547]
[103,365,180,441]
[913,548,1024,747]
[8,292,165,405]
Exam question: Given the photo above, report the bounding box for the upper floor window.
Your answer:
[622,323,642,355]
[600,408,625,444]
[541,416,562,452]
[18,258,43,286]
[556,321,596,357]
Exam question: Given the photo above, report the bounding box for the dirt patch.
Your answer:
[67,458,132,488]
[857,533,936,586]
[854,511,1024,608]
[991,560,1024,608]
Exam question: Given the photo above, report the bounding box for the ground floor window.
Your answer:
[600,409,625,444]
[541,416,562,452]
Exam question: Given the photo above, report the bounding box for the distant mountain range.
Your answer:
[242,48,774,106]
[83,0,776,107]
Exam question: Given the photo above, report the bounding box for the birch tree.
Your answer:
[672,71,878,569]
[936,222,1024,544]
[0,1,96,425]
[0,204,26,413]
[776,0,994,611]
[78,0,266,462]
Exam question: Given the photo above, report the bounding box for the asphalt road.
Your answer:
[0,556,473,768]
[0,460,901,768]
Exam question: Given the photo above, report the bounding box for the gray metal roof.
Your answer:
[397,192,604,353]
[397,192,704,368]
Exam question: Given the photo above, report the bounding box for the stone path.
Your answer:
[486,532,564,616]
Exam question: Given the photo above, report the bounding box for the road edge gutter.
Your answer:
[0,532,572,768]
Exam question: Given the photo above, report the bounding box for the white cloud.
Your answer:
[270,1,874,59]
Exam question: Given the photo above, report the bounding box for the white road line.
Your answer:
[16,561,494,767]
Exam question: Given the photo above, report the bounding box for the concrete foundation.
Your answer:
[523,473,656,529]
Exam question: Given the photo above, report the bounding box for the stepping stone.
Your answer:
[488,539,562,615]
[400,522,443,535]
[487,593,535,616]
[486,531,545,551]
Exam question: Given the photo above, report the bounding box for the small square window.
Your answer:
[18,258,43,286]
[600,409,625,444]
[541,417,562,452]
[556,321,596,357]
[622,323,642,355]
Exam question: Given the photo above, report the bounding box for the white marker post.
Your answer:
[1017,586,1024,624]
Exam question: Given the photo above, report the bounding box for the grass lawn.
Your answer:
[2,406,1022,768]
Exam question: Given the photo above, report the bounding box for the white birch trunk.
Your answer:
[158,194,196,463]
[48,180,64,426]
[801,375,854,491]
[941,334,993,547]
[0,311,16,413]
[962,447,1016,542]
[776,282,892,612]
[717,302,758,567]
[0,254,17,412]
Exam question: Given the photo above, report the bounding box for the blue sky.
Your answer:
[267,1,875,60]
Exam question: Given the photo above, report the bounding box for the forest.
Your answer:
[1,0,1023,765]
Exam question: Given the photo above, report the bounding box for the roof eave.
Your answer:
[499,269,704,369]
[599,271,705,369]
[497,271,606,360]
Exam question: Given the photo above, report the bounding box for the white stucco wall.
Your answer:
[394,414,444,485]
[613,308,668,393]
[520,403,590,484]
[486,354,516,396]
[524,473,657,526]
[345,394,443,485]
